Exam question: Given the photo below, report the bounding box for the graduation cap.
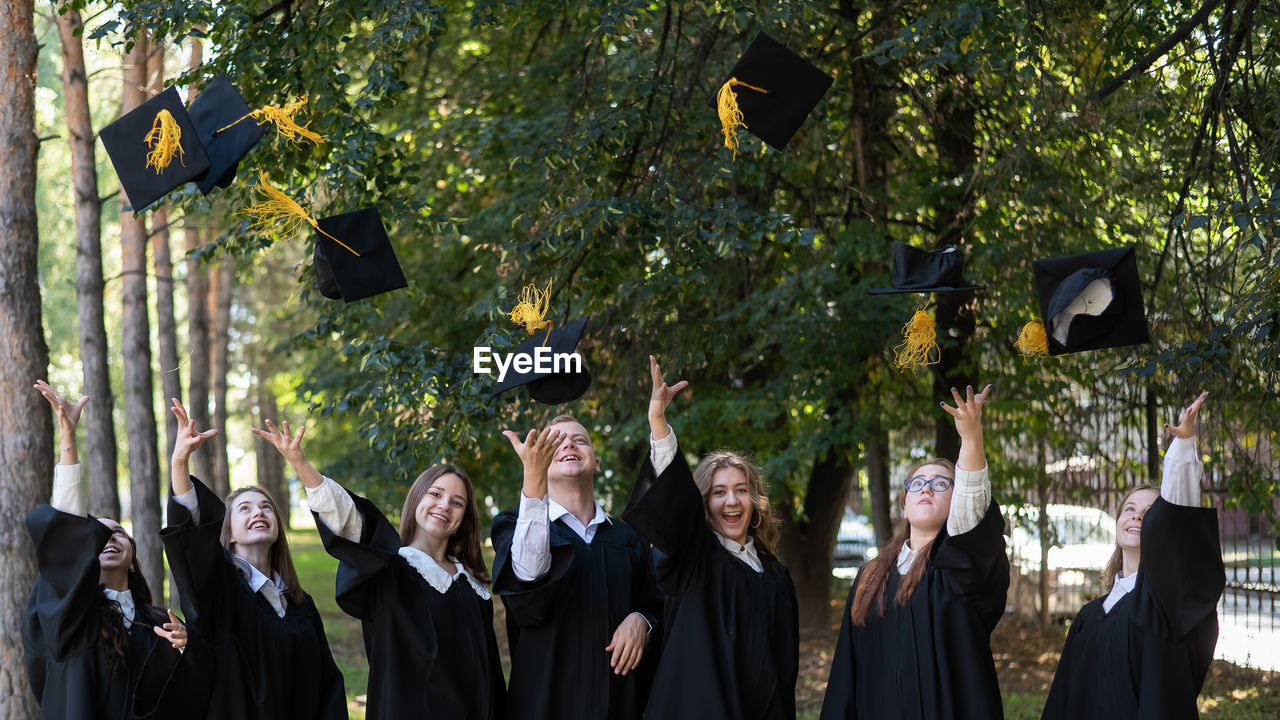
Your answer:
[712,32,834,155]
[187,76,267,195]
[868,242,986,294]
[491,318,591,405]
[99,86,210,212]
[312,207,408,302]
[1030,245,1149,356]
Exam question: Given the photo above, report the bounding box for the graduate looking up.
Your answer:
[490,415,663,720]
[1041,391,1225,720]
[253,419,506,720]
[161,400,347,720]
[820,383,1009,720]
[621,356,800,720]
[24,381,201,720]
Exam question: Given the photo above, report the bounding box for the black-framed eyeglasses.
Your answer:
[904,475,953,493]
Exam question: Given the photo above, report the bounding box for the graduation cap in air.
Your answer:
[1029,245,1149,356]
[312,207,408,302]
[713,32,834,155]
[99,86,210,212]
[187,76,267,195]
[492,317,592,405]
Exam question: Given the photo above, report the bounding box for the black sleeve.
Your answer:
[630,532,665,637]
[621,449,717,595]
[931,498,1010,626]
[159,476,235,631]
[1139,497,1226,640]
[131,611,214,720]
[489,508,576,628]
[313,489,402,621]
[307,599,350,720]
[24,504,112,661]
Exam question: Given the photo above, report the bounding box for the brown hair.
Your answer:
[1101,483,1159,591]
[220,486,306,605]
[398,464,491,585]
[691,451,781,558]
[849,457,955,626]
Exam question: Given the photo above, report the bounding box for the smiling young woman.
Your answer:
[620,356,799,720]
[254,419,505,720]
[160,400,347,720]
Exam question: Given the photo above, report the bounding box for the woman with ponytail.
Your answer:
[622,356,799,720]
[820,383,1009,720]
[24,381,201,720]
[1042,392,1224,720]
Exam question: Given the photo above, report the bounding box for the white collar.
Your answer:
[713,531,763,573]
[547,498,611,527]
[896,542,919,575]
[1102,571,1138,614]
[231,552,289,617]
[398,546,490,600]
[102,587,134,627]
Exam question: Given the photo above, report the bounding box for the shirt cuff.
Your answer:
[953,464,988,489]
[649,427,678,476]
[304,476,363,542]
[51,463,85,516]
[173,486,201,524]
[512,493,551,581]
[1165,435,1199,462]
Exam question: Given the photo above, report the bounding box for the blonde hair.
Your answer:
[691,451,781,558]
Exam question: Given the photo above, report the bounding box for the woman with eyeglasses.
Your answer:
[819,384,1009,720]
[1041,392,1224,720]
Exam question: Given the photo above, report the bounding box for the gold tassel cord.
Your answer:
[893,308,940,371]
[144,109,185,173]
[240,171,360,257]
[1014,319,1049,357]
[216,95,326,146]
[716,77,768,157]
[508,281,553,336]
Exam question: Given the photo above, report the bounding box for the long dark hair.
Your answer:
[849,457,955,626]
[219,486,306,605]
[399,464,491,585]
[98,531,166,667]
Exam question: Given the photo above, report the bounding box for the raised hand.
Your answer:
[153,609,188,651]
[34,380,90,431]
[169,399,218,495]
[648,355,688,439]
[605,611,648,676]
[940,383,993,472]
[251,418,324,489]
[1166,391,1208,440]
[503,426,566,500]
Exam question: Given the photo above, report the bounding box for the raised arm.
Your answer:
[253,418,364,541]
[251,419,323,489]
[169,399,218,496]
[647,355,688,474]
[35,380,91,515]
[503,425,566,582]
[941,383,994,537]
[1161,391,1207,507]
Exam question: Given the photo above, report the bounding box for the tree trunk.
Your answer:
[210,256,234,497]
[119,31,165,599]
[254,367,288,528]
[1145,385,1160,482]
[865,402,894,546]
[0,3,48,716]
[149,42,182,494]
[56,1,119,519]
[182,39,213,484]
[780,447,855,636]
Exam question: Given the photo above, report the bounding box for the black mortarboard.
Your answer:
[312,207,407,302]
[712,32,834,153]
[1032,246,1149,355]
[187,76,267,195]
[868,241,986,294]
[491,318,591,405]
[99,86,210,212]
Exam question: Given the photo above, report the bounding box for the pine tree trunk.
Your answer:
[254,366,288,528]
[119,31,165,598]
[0,2,48,716]
[148,44,182,487]
[780,447,855,636]
[210,257,234,497]
[56,1,119,519]
[182,38,213,484]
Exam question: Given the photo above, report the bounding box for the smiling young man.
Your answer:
[492,416,663,720]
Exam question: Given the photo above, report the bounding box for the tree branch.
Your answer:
[1091,0,1221,102]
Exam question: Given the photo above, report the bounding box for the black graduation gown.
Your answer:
[160,476,347,720]
[313,489,506,720]
[1041,497,1224,720]
[819,498,1010,720]
[23,504,207,720]
[490,493,663,720]
[621,450,800,720]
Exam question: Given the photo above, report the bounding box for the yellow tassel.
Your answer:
[508,280,553,336]
[217,95,325,146]
[716,77,768,157]
[1014,319,1049,357]
[144,109,185,173]
[893,308,939,371]
[240,171,360,257]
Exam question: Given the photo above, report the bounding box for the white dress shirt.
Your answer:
[51,463,87,516]
[1103,434,1203,614]
[510,493,611,582]
[103,587,135,628]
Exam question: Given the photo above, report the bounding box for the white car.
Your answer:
[1006,504,1116,619]
[834,508,878,567]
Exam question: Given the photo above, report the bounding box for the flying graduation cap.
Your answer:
[187,76,268,195]
[491,317,592,405]
[99,86,211,212]
[713,32,834,155]
[312,207,408,302]
[1025,245,1150,356]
